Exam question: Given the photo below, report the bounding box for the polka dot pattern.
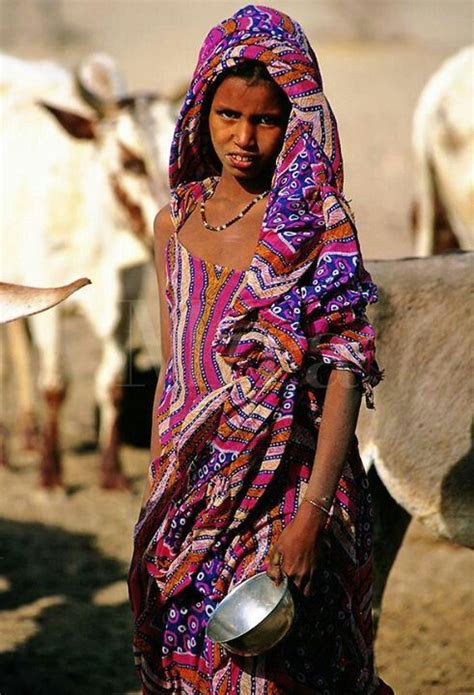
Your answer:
[130,5,387,694]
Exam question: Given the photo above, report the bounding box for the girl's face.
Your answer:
[208,76,289,185]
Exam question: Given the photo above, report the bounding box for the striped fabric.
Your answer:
[130,223,381,693]
[129,4,389,693]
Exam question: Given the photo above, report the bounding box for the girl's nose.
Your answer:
[234,119,256,148]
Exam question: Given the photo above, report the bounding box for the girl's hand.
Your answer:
[266,503,327,597]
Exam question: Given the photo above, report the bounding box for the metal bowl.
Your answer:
[205,572,295,656]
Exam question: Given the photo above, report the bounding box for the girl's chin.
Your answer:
[225,161,257,175]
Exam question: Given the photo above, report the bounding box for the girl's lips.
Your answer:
[227,153,258,170]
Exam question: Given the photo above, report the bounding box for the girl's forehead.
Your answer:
[211,76,285,109]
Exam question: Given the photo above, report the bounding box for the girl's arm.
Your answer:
[140,206,174,507]
[267,369,362,596]
[304,368,362,503]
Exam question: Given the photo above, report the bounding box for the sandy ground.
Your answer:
[1,1,473,693]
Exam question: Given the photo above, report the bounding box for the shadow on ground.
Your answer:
[0,519,138,695]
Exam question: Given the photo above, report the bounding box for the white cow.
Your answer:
[0,52,175,488]
[356,252,474,627]
[412,46,474,255]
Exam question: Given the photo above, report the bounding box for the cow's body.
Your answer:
[412,46,474,255]
[358,253,474,625]
[0,53,174,487]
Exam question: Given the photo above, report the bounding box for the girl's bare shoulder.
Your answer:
[153,205,175,252]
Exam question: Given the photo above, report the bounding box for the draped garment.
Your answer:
[129,183,382,693]
[130,4,389,693]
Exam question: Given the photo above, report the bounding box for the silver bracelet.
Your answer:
[303,497,332,516]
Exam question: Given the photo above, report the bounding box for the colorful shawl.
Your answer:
[133,2,381,609]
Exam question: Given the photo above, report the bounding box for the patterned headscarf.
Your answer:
[170,5,381,388]
[135,4,382,602]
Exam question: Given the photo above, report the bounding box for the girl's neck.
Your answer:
[213,170,271,202]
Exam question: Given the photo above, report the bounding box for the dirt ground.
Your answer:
[1,1,473,693]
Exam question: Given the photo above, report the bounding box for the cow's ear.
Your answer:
[38,102,96,140]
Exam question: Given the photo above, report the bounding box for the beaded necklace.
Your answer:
[200,186,269,232]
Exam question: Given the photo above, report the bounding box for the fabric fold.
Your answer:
[130,6,386,692]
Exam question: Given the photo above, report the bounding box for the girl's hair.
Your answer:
[217,59,274,85]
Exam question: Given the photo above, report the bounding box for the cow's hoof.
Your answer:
[101,472,130,491]
[33,486,67,503]
[39,473,64,489]
[0,445,8,468]
[0,424,9,467]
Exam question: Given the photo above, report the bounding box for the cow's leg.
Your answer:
[413,154,461,256]
[6,319,39,450]
[0,328,9,466]
[78,270,129,490]
[29,309,66,488]
[412,154,436,256]
[90,265,150,490]
[431,170,461,253]
[41,383,66,487]
[0,423,8,468]
[79,265,144,490]
[95,337,128,489]
[368,465,412,635]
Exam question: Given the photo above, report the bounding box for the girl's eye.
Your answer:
[259,115,280,126]
[218,109,239,119]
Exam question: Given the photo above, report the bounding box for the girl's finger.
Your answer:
[270,549,284,566]
[267,564,281,579]
[266,551,284,585]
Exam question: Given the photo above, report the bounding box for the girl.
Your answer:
[129,5,391,693]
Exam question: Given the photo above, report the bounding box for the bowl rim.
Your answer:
[205,571,291,645]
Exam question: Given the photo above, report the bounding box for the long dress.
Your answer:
[129,219,382,694]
